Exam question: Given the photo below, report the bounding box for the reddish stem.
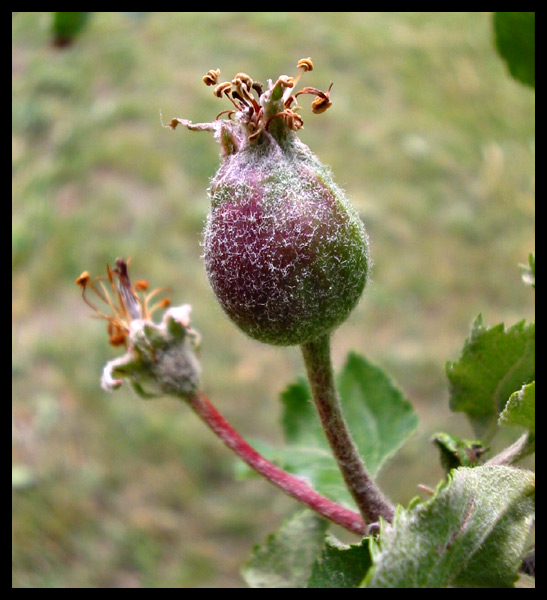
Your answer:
[187,391,367,536]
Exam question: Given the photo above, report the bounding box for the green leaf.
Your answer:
[363,465,535,588]
[336,352,419,476]
[446,316,535,438]
[281,377,324,447]
[493,12,535,88]
[238,353,417,507]
[252,353,418,507]
[432,432,487,472]
[499,381,535,432]
[277,378,355,505]
[241,510,328,588]
[282,352,418,477]
[307,535,372,588]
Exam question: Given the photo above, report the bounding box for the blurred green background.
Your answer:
[13,12,534,588]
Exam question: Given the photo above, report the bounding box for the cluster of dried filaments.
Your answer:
[202,57,333,141]
[76,258,171,347]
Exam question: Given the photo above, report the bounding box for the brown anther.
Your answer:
[232,72,253,90]
[135,280,149,291]
[76,271,90,287]
[311,82,333,114]
[108,322,127,347]
[213,81,233,98]
[78,260,171,348]
[109,335,127,347]
[232,73,260,110]
[202,68,221,86]
[277,75,295,88]
[311,96,332,114]
[296,57,313,72]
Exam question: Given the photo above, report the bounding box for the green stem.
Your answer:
[300,334,395,524]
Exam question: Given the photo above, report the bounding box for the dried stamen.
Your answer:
[251,81,264,96]
[311,83,333,114]
[247,121,264,142]
[213,81,233,98]
[265,108,304,132]
[76,271,90,287]
[203,68,221,86]
[292,57,314,88]
[77,259,171,347]
[183,56,332,142]
[277,75,295,88]
[135,280,149,291]
[232,72,253,90]
[296,57,314,72]
[215,108,237,121]
[294,83,333,114]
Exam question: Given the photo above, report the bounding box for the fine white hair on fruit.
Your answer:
[203,133,369,346]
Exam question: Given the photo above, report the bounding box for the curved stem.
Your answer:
[186,391,368,536]
[486,431,535,466]
[300,334,395,524]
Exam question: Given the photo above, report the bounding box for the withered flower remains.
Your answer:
[77,259,200,399]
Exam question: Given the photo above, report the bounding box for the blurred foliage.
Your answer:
[52,12,91,47]
[13,12,534,587]
[493,12,535,88]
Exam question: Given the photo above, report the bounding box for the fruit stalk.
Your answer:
[187,391,368,535]
[301,334,395,524]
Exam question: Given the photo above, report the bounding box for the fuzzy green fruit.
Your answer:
[170,59,370,346]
